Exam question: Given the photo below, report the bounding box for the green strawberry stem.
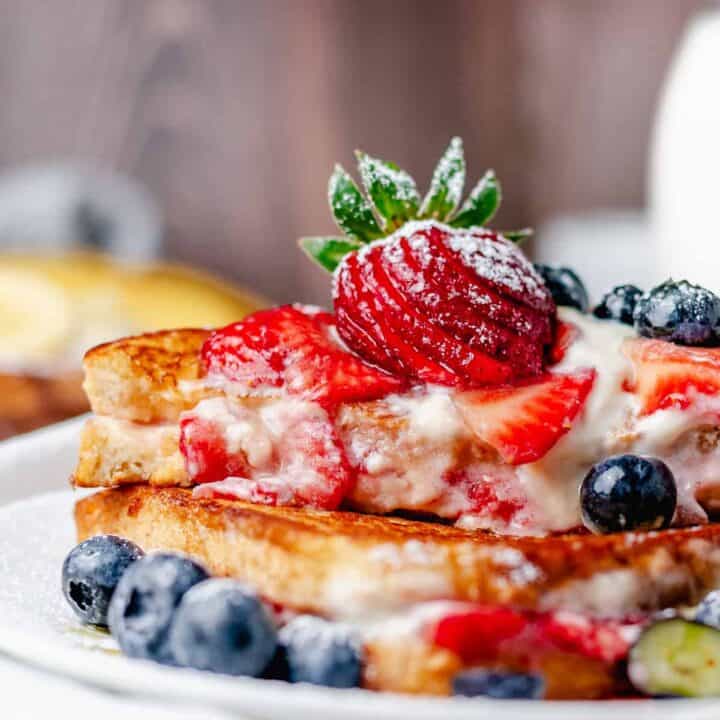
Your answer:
[419,136,465,221]
[301,138,530,274]
[356,151,420,230]
[450,169,501,228]
[299,236,363,272]
[502,227,533,244]
[328,164,383,243]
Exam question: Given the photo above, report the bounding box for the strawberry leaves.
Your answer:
[356,151,420,230]
[420,136,465,220]
[328,164,383,242]
[450,170,501,229]
[302,137,532,273]
[299,236,363,272]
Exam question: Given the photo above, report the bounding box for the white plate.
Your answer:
[0,421,717,719]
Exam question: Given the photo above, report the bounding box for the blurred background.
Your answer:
[0,0,717,435]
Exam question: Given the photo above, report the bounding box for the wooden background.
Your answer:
[0,0,706,304]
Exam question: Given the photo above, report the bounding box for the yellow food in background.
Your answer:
[0,252,267,370]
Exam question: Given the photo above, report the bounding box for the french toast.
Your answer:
[67,140,720,700]
[76,484,703,698]
[76,486,720,620]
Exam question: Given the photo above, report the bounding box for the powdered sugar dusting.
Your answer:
[333,219,549,312]
[357,153,420,207]
[419,137,465,218]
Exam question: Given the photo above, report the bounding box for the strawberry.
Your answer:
[179,414,250,486]
[202,305,406,406]
[624,337,720,415]
[430,605,529,662]
[534,612,635,663]
[548,320,579,365]
[453,369,596,465]
[333,222,556,388]
[429,605,634,665]
[182,400,354,510]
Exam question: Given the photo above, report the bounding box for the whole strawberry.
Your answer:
[301,138,556,387]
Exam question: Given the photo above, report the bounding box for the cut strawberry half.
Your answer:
[454,369,596,465]
[624,337,720,415]
[202,305,406,406]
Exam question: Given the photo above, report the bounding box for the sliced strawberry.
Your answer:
[365,247,515,386]
[380,238,545,375]
[332,221,556,389]
[338,253,461,386]
[179,414,250,485]
[182,400,354,510]
[430,605,529,662]
[454,369,596,465]
[535,612,634,663]
[624,337,720,415]
[428,605,636,666]
[202,305,406,406]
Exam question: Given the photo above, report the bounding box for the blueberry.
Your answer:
[108,553,209,665]
[534,264,589,312]
[580,455,677,534]
[593,285,643,325]
[453,670,545,699]
[695,590,720,629]
[62,535,144,626]
[168,579,277,676]
[279,616,361,688]
[634,279,720,346]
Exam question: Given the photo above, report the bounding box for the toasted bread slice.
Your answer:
[79,485,716,698]
[82,329,216,423]
[74,416,188,488]
[75,486,720,619]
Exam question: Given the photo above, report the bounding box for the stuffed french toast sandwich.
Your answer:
[63,139,720,701]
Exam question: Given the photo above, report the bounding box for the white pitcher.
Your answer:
[650,7,720,292]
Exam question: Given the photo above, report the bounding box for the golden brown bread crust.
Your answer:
[82,329,215,423]
[75,486,720,618]
[75,486,661,698]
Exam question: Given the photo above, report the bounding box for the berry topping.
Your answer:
[183,398,354,510]
[593,284,643,325]
[334,222,555,388]
[168,579,278,677]
[279,616,362,688]
[430,605,634,666]
[300,139,551,388]
[62,535,144,627]
[202,305,406,405]
[547,320,580,365]
[629,619,720,698]
[695,590,720,630]
[431,605,528,662]
[624,338,720,415]
[580,454,677,534]
[634,279,720,346]
[533,264,589,312]
[108,553,209,665]
[453,670,545,700]
[453,369,596,465]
